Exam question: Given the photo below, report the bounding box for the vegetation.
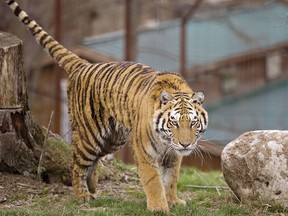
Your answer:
[0,161,287,216]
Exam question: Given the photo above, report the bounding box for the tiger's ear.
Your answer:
[191,91,205,104]
[160,91,173,105]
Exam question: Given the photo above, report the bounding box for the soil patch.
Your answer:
[0,159,142,210]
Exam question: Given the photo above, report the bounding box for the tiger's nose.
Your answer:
[179,142,191,148]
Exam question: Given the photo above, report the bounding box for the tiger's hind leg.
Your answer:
[71,117,129,202]
[71,131,99,202]
[87,159,99,196]
[72,161,92,201]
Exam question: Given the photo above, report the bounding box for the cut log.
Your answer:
[0,32,72,185]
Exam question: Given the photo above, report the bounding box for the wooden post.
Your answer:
[0,32,71,185]
[179,0,203,78]
[124,0,139,61]
[53,0,62,134]
[121,0,139,163]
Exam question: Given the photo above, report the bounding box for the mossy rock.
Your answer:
[41,137,72,185]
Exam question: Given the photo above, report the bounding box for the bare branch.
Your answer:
[186,185,229,190]
[37,111,54,181]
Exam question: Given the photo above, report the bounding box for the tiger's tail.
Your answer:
[4,0,87,74]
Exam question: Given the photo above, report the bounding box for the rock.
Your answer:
[221,130,288,207]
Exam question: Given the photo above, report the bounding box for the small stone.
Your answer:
[23,171,30,177]
[0,195,8,203]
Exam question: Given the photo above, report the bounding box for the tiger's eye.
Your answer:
[190,120,197,127]
[169,120,178,127]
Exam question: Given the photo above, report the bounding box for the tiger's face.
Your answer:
[153,91,208,156]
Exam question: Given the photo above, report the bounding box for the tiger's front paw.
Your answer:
[167,197,186,206]
[147,201,170,214]
[76,192,96,202]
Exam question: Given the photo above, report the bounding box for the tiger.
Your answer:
[4,0,208,213]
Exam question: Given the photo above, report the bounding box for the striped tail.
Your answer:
[4,0,88,74]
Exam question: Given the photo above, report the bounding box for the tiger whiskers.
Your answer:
[200,135,226,145]
[199,138,216,145]
[190,146,205,166]
[197,144,213,160]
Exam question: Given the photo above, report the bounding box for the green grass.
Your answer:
[1,166,287,216]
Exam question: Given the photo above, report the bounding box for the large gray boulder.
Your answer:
[221,130,288,207]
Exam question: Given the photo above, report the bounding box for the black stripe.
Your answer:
[75,144,95,162]
[44,38,55,50]
[109,67,122,90]
[123,67,142,98]
[39,33,48,45]
[32,29,42,36]
[201,111,207,125]
[76,122,98,151]
[161,118,166,130]
[154,80,179,91]
[147,128,158,153]
[7,0,15,6]
[70,60,84,71]
[22,16,31,25]
[79,64,96,114]
[72,61,86,73]
[140,76,158,99]
[113,64,130,104]
[55,52,69,63]
[128,75,150,113]
[174,107,181,112]
[136,125,156,167]
[30,23,38,33]
[121,71,143,126]
[80,107,100,147]
[116,63,135,103]
[155,112,163,128]
[61,56,79,71]
[14,5,21,16]
[132,75,147,96]
[146,175,158,185]
[105,65,123,95]
[101,64,118,98]
[94,63,114,88]
[82,142,97,156]
[97,102,109,137]
[74,154,91,168]
[108,117,116,131]
[89,92,107,144]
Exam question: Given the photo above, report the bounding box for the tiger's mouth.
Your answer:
[172,141,198,156]
[175,148,194,156]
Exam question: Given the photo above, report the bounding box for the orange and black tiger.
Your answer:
[4,0,208,213]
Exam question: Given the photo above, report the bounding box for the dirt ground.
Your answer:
[0,159,142,210]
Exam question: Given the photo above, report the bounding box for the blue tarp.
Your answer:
[205,80,288,145]
[83,3,288,72]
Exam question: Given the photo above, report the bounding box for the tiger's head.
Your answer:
[153,91,208,156]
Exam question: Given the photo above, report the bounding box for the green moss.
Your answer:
[41,137,72,184]
[47,137,72,164]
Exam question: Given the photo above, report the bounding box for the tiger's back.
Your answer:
[68,61,156,161]
[4,0,208,213]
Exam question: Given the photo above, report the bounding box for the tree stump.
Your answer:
[0,32,72,185]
